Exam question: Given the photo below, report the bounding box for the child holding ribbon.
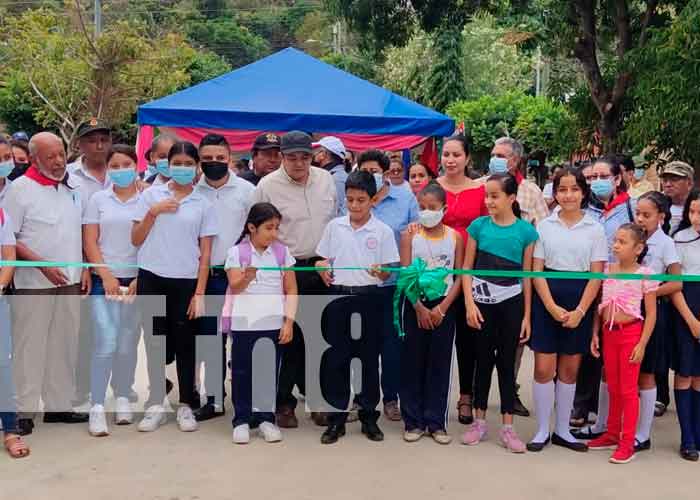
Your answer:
[397,182,464,444]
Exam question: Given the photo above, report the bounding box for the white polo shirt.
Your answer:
[674,228,700,274]
[0,179,11,205]
[68,158,111,213]
[534,212,608,271]
[194,174,255,266]
[4,176,83,289]
[134,183,219,279]
[643,228,680,275]
[1,210,16,246]
[83,188,141,279]
[224,243,296,331]
[316,214,400,286]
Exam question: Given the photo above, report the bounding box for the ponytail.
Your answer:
[512,200,522,219]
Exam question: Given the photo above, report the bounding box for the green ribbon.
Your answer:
[392,258,448,338]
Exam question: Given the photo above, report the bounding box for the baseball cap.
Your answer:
[252,132,281,151]
[661,161,695,179]
[76,118,111,139]
[281,131,312,154]
[312,136,347,159]
[11,131,29,142]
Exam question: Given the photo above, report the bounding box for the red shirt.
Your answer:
[443,184,488,244]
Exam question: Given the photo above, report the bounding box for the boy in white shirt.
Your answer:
[315,170,400,444]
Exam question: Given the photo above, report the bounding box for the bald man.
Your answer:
[4,132,89,435]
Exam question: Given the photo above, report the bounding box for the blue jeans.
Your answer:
[0,296,18,433]
[90,276,140,405]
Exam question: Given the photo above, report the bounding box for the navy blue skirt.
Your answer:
[640,298,671,374]
[531,275,594,355]
[672,282,700,377]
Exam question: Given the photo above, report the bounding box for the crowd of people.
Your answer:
[0,123,698,466]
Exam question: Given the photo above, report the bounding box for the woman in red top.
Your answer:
[437,135,487,424]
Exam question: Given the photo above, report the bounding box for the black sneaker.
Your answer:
[512,394,530,417]
[321,424,346,444]
[634,438,651,452]
[193,402,225,422]
[680,447,699,461]
[361,421,384,442]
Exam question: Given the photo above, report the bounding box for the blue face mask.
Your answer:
[591,178,614,199]
[634,168,645,181]
[108,167,136,188]
[489,157,509,175]
[155,158,170,178]
[146,164,158,179]
[373,173,385,192]
[169,165,196,185]
[0,159,13,178]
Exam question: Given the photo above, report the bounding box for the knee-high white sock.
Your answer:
[555,381,577,442]
[636,388,657,443]
[532,381,555,443]
[591,382,609,433]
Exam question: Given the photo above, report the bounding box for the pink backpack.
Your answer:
[220,237,288,333]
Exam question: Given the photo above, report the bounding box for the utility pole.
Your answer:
[535,45,542,97]
[95,0,102,36]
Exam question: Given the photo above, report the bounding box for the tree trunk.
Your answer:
[599,108,621,155]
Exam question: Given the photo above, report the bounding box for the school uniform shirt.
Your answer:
[674,227,700,274]
[534,212,608,271]
[194,173,255,266]
[252,165,337,260]
[467,216,539,304]
[133,183,219,279]
[372,184,419,286]
[83,188,141,279]
[0,179,11,205]
[642,228,680,275]
[585,192,636,260]
[316,214,400,287]
[68,157,111,214]
[0,210,16,246]
[224,243,296,331]
[4,175,83,288]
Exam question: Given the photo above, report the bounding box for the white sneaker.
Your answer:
[176,406,198,432]
[233,424,250,444]
[114,397,133,425]
[259,422,283,443]
[138,405,167,432]
[89,404,109,437]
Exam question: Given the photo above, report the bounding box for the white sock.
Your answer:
[591,382,609,433]
[555,381,577,442]
[532,381,555,443]
[636,388,657,443]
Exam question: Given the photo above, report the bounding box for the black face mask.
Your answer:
[201,161,229,181]
[13,162,29,171]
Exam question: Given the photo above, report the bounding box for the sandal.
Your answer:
[457,395,474,425]
[4,434,30,459]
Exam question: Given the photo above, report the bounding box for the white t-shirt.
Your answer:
[670,204,684,235]
[1,210,16,245]
[643,228,680,275]
[83,188,141,279]
[316,214,400,286]
[194,174,254,266]
[0,179,11,205]
[134,184,219,279]
[4,176,83,288]
[534,212,608,271]
[224,243,295,331]
[674,227,700,275]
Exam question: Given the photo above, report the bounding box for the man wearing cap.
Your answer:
[251,131,337,428]
[661,161,696,234]
[239,133,282,186]
[312,136,349,216]
[4,132,88,435]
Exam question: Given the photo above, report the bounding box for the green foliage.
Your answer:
[426,24,465,112]
[447,91,577,165]
[186,51,233,86]
[0,73,42,136]
[321,52,377,83]
[186,16,270,68]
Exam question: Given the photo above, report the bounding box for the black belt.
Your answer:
[209,267,227,279]
[330,284,379,295]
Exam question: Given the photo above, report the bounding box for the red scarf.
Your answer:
[25,164,64,187]
[513,170,525,185]
[604,191,630,215]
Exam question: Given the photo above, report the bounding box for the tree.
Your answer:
[624,0,700,173]
[186,51,232,86]
[426,22,466,112]
[186,16,270,68]
[0,73,42,136]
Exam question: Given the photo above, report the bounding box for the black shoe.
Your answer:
[526,435,550,452]
[654,402,667,417]
[17,419,34,436]
[680,447,699,461]
[43,411,89,424]
[634,438,651,452]
[512,394,530,417]
[193,403,225,422]
[321,424,346,444]
[361,421,384,442]
[551,433,588,452]
[571,426,604,441]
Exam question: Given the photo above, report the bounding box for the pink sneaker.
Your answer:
[461,419,487,445]
[499,426,526,453]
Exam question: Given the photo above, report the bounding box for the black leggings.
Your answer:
[473,294,523,415]
[137,269,198,408]
[455,300,476,397]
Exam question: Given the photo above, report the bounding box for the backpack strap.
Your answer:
[626,198,634,223]
[270,241,287,269]
[238,237,253,268]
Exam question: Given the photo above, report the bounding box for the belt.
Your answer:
[209,267,227,279]
[294,257,320,267]
[330,284,378,295]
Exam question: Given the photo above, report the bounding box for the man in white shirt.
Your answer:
[4,132,89,435]
[193,133,255,421]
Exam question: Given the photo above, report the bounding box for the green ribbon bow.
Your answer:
[393,258,449,338]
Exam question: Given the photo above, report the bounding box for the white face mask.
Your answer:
[373,172,385,192]
[418,208,444,228]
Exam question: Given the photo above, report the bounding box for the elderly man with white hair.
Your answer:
[4,132,89,436]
